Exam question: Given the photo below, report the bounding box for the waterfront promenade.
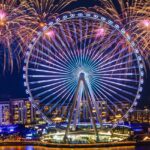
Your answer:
[0,140,150,148]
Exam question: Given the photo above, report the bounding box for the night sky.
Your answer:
[0,0,150,108]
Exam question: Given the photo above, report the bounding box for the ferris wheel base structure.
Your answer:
[42,123,131,143]
[64,72,102,143]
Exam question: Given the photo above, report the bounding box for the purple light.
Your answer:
[0,10,6,26]
[45,30,55,38]
[0,10,6,20]
[95,27,105,37]
[142,20,150,27]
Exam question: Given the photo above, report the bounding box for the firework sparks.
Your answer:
[0,0,77,72]
[21,0,77,30]
[95,0,150,62]
[45,29,55,38]
[95,27,105,37]
[142,19,150,27]
[0,0,33,72]
[0,10,6,26]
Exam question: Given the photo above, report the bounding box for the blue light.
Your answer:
[26,133,33,137]
[133,128,143,132]
[9,128,14,132]
[26,146,34,150]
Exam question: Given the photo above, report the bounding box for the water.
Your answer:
[0,146,150,150]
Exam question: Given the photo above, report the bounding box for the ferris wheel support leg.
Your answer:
[73,92,82,130]
[92,99,103,129]
[63,81,81,143]
[85,81,103,128]
[85,88,100,142]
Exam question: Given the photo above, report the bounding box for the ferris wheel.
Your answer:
[23,11,144,139]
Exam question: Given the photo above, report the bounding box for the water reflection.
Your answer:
[0,146,149,150]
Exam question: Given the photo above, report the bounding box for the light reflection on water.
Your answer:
[0,146,150,150]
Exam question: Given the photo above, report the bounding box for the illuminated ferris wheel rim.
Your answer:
[23,11,144,126]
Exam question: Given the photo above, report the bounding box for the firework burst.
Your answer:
[21,0,77,30]
[0,0,32,72]
[0,0,77,72]
[94,0,150,62]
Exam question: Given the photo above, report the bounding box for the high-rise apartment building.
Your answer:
[0,101,10,125]
[0,98,45,125]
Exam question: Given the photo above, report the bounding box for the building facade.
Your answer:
[128,108,150,124]
[0,98,150,125]
[0,101,10,125]
[0,98,45,125]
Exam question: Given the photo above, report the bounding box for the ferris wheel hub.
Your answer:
[77,68,89,80]
[79,72,85,79]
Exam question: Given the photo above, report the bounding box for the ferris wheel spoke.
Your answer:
[70,22,78,51]
[60,86,76,118]
[33,79,75,98]
[59,50,78,71]
[30,53,69,72]
[94,50,131,69]
[32,77,73,88]
[60,92,75,118]
[28,76,73,84]
[98,76,139,83]
[94,72,139,76]
[44,84,76,116]
[94,82,124,105]
[82,21,89,64]
[34,42,70,69]
[46,83,77,115]
[55,30,70,52]
[94,84,127,117]
[28,74,70,78]
[97,66,138,74]
[39,39,74,71]
[84,22,98,61]
[68,22,80,64]
[99,53,134,69]
[98,77,138,92]
[95,80,133,102]
[98,59,137,72]
[28,61,70,74]
[91,36,124,66]
[72,21,80,50]
[59,51,78,71]
[54,33,79,70]
[28,67,69,75]
[30,78,75,92]
[59,24,72,50]
[79,19,83,51]
[93,72,134,78]
[42,81,77,111]
[93,86,117,115]
[94,82,120,106]
[28,75,72,81]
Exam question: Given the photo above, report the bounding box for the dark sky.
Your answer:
[0,0,149,108]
